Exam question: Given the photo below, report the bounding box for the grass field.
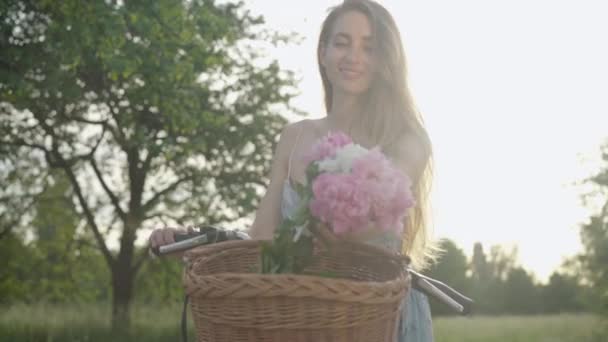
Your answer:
[434,314,602,342]
[0,303,603,341]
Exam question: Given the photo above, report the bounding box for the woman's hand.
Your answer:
[149,227,179,249]
[148,226,194,257]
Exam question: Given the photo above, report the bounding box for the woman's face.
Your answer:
[320,10,376,97]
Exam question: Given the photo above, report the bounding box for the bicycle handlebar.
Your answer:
[151,226,473,315]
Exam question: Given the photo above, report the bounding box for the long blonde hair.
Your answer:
[318,0,436,270]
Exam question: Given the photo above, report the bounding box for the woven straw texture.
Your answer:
[183,236,410,342]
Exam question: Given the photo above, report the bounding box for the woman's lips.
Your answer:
[340,67,364,80]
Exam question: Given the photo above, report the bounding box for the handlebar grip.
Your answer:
[150,230,209,257]
[424,277,473,315]
[151,226,250,256]
[409,269,474,315]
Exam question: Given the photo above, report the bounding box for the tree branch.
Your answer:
[144,211,186,225]
[2,139,48,153]
[89,156,127,221]
[62,160,115,267]
[71,116,108,125]
[141,175,194,212]
[29,108,120,268]
[88,123,107,156]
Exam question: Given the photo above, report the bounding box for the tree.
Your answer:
[471,242,490,284]
[1,0,298,331]
[27,171,106,303]
[426,239,470,315]
[541,271,586,313]
[0,171,110,304]
[469,242,520,314]
[135,251,184,305]
[578,142,608,317]
[503,267,539,314]
[0,232,31,303]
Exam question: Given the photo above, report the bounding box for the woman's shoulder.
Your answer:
[275,118,327,169]
[279,118,326,143]
[275,119,316,158]
[389,133,429,184]
[283,118,326,132]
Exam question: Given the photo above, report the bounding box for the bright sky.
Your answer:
[247,0,608,282]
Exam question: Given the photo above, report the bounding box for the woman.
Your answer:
[150,1,435,340]
[250,1,435,340]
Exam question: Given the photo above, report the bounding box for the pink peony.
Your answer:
[303,131,353,165]
[308,143,415,235]
[351,147,389,181]
[354,150,415,233]
[290,130,417,236]
[309,173,371,234]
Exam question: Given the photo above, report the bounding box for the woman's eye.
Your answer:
[334,42,347,47]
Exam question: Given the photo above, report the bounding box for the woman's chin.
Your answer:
[333,81,371,97]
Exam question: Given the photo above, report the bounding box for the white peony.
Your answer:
[317,143,369,173]
[317,158,341,173]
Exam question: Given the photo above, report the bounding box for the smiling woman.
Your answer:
[249,0,436,341]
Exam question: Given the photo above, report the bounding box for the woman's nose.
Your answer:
[345,45,366,64]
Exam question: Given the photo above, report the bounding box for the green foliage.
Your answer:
[427,239,571,316]
[577,141,608,336]
[260,162,318,275]
[1,0,297,227]
[0,173,109,304]
[0,233,30,302]
[468,243,530,314]
[579,205,608,314]
[0,0,299,329]
[426,239,471,315]
[134,252,184,305]
[260,225,314,274]
[503,267,539,314]
[434,241,590,316]
[0,229,110,305]
[542,271,587,313]
[260,166,315,274]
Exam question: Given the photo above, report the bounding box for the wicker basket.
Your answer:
[183,232,411,342]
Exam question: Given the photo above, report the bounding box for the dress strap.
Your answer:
[287,123,305,181]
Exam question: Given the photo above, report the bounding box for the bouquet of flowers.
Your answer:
[260,131,415,274]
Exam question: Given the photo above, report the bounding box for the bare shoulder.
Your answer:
[275,119,312,159]
[391,133,430,183]
[286,118,325,133]
[279,118,324,144]
[281,119,311,136]
[278,119,309,145]
[275,118,327,183]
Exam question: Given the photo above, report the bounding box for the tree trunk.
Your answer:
[111,260,134,334]
[111,214,140,333]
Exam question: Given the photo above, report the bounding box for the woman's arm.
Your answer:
[248,123,299,240]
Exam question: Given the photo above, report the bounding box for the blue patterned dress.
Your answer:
[281,180,434,341]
